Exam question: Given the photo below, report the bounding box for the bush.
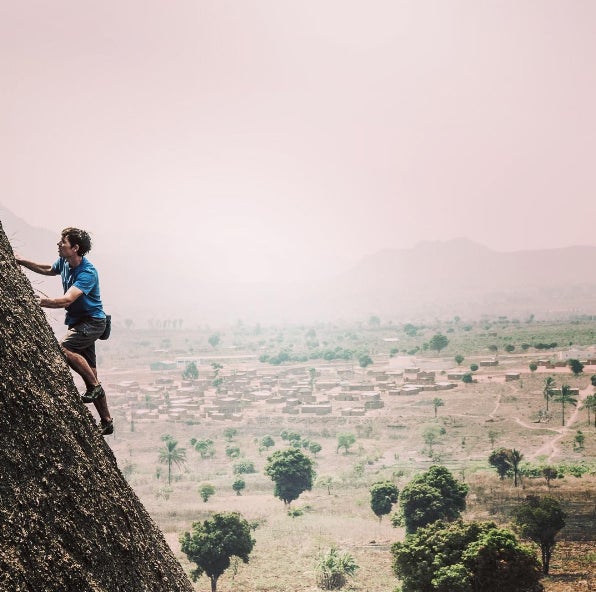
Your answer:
[316,547,358,590]
[233,460,256,474]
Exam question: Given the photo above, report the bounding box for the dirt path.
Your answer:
[527,384,592,462]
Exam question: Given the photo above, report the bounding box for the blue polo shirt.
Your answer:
[51,257,106,326]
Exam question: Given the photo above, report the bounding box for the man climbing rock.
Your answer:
[16,227,114,436]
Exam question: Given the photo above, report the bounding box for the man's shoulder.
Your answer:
[79,257,98,273]
[52,257,65,273]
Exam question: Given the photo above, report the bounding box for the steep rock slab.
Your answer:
[0,222,193,592]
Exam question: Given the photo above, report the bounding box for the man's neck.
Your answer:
[66,255,83,268]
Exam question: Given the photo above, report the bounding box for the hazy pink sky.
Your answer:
[2,1,596,281]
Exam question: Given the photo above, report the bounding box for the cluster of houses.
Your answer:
[105,360,463,423]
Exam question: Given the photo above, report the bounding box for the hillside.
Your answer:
[0,222,193,591]
[328,238,596,319]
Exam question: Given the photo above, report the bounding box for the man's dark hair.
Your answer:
[62,227,92,257]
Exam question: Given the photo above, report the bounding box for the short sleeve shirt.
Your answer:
[51,257,106,326]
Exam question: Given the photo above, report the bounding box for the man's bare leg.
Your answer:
[63,348,98,388]
[64,351,112,423]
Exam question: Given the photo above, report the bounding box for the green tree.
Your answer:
[454,354,464,366]
[488,448,513,480]
[316,547,358,590]
[158,436,186,485]
[233,460,256,474]
[510,448,524,487]
[552,384,577,426]
[191,438,216,460]
[462,372,473,384]
[260,435,275,450]
[308,441,322,456]
[591,374,596,387]
[429,333,449,353]
[225,445,241,459]
[512,495,566,575]
[462,525,543,592]
[180,512,255,592]
[574,430,585,450]
[488,448,524,487]
[182,361,199,380]
[199,483,216,502]
[208,333,221,348]
[432,397,445,418]
[529,362,538,373]
[358,353,373,368]
[505,344,515,353]
[581,394,596,427]
[223,427,237,441]
[487,430,499,447]
[423,426,440,456]
[396,465,468,533]
[232,478,246,496]
[368,315,381,328]
[369,481,399,522]
[392,520,543,592]
[336,432,356,454]
[543,376,556,412]
[403,323,418,337]
[541,466,560,489]
[264,448,315,506]
[308,367,317,392]
[281,430,302,446]
[567,358,584,376]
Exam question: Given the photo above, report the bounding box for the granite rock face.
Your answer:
[0,222,193,592]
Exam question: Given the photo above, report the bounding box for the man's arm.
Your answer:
[38,285,83,308]
[16,257,57,276]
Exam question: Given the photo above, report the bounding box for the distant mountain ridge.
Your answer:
[2,204,595,322]
[328,238,596,319]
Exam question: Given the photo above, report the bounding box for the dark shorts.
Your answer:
[60,317,107,369]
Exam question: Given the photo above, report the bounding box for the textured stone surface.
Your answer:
[0,222,193,592]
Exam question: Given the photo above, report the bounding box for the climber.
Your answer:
[16,227,114,436]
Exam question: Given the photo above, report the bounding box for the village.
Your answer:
[101,346,592,426]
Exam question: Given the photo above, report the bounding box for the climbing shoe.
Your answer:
[81,384,106,404]
[100,418,114,436]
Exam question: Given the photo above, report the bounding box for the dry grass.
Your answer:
[95,326,595,591]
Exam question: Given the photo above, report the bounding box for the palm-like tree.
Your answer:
[158,437,187,484]
[432,397,445,418]
[543,376,556,412]
[510,448,524,487]
[552,384,578,426]
[581,394,596,427]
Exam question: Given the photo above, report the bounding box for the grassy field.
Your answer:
[94,318,595,591]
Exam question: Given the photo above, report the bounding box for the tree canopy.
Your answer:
[552,385,578,426]
[336,432,356,454]
[264,447,315,506]
[369,481,399,521]
[392,520,543,592]
[180,512,255,592]
[158,436,186,485]
[512,495,566,575]
[182,361,199,380]
[397,465,468,533]
[429,334,449,353]
[567,358,584,376]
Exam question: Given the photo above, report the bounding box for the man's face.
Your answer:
[57,235,77,258]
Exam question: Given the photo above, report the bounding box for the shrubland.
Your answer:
[98,315,595,591]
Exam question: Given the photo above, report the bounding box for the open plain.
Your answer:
[87,316,595,591]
